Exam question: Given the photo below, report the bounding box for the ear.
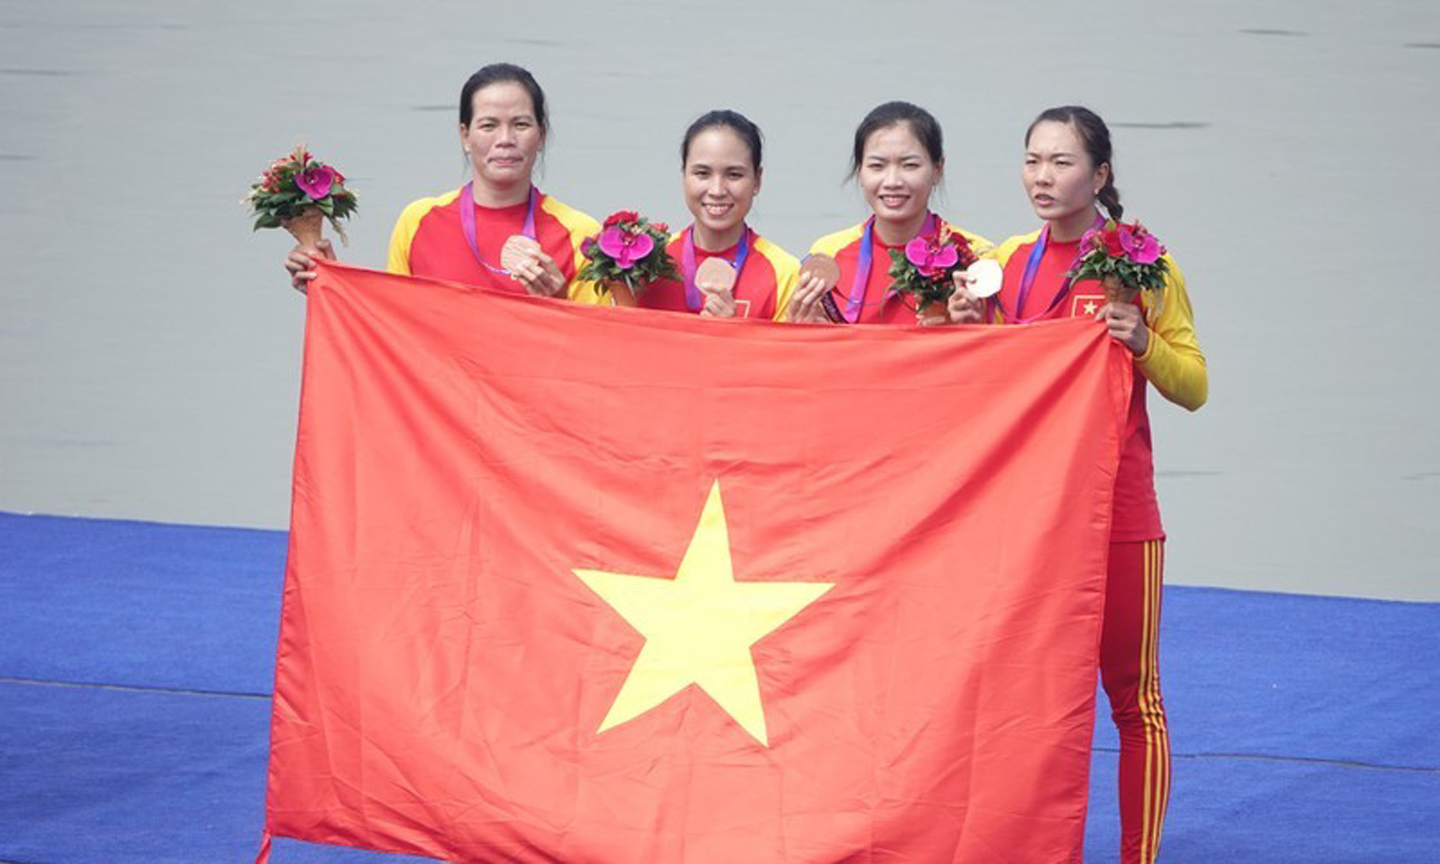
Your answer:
[1094,161,1111,195]
[458,122,469,151]
[934,157,945,182]
[753,166,764,197]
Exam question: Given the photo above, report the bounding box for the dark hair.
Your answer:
[459,63,547,133]
[1025,106,1122,221]
[681,109,763,172]
[848,101,944,179]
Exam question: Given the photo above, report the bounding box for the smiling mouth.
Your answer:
[702,202,733,216]
[878,195,909,208]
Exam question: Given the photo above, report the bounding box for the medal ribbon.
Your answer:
[682,225,751,312]
[999,212,1104,324]
[460,182,538,276]
[844,213,938,323]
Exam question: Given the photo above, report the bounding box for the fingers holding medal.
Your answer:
[948,258,1001,324]
[792,254,843,323]
[965,259,1002,299]
[695,257,739,318]
[502,235,564,297]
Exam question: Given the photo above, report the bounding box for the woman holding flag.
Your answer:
[784,101,990,324]
[952,105,1207,863]
[286,63,598,298]
[616,110,798,320]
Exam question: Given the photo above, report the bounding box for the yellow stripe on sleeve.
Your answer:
[538,196,602,304]
[988,230,1041,269]
[981,230,1040,324]
[386,189,462,276]
[808,224,865,258]
[943,222,994,258]
[752,236,800,322]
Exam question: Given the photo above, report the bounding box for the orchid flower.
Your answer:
[296,166,335,200]
[597,226,655,270]
[1117,223,1163,264]
[904,233,960,280]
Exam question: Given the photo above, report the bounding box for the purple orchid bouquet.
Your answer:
[577,210,680,305]
[245,145,357,245]
[887,225,979,316]
[1069,220,1169,301]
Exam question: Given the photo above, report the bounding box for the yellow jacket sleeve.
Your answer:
[387,192,460,276]
[751,236,800,322]
[983,231,1039,324]
[538,197,602,304]
[1136,255,1207,411]
[950,225,994,259]
[771,261,799,322]
[386,207,418,276]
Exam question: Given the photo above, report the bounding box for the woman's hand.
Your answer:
[284,239,335,294]
[695,258,738,318]
[510,250,567,298]
[947,271,985,324]
[1097,301,1151,355]
[696,265,738,318]
[700,286,738,318]
[787,273,832,323]
[915,303,950,327]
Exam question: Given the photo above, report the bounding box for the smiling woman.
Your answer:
[785,101,990,325]
[285,63,599,299]
[606,110,799,320]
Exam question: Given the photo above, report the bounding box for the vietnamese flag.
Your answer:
[261,261,1131,862]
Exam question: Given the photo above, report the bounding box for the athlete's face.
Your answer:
[858,122,941,230]
[1022,121,1108,225]
[683,127,761,247]
[459,82,545,192]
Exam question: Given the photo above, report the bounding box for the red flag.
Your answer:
[263,261,1131,862]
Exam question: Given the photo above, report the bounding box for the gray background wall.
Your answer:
[2,1,1436,599]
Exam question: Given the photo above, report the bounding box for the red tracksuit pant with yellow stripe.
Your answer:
[1101,539,1170,863]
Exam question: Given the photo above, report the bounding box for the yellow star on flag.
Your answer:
[574,480,833,746]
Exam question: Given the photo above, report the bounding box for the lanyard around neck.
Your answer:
[459,182,538,275]
[1000,212,1104,324]
[682,226,751,312]
[844,213,937,324]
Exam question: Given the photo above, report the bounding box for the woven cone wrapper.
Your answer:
[1103,273,1139,306]
[919,299,949,322]
[282,207,325,248]
[605,279,639,307]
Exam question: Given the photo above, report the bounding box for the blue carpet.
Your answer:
[0,681,430,863]
[0,513,285,694]
[1084,752,1439,862]
[1,511,1436,862]
[1094,585,1440,770]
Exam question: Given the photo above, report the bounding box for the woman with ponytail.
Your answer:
[952,106,1207,864]
[787,101,990,324]
[616,110,799,319]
